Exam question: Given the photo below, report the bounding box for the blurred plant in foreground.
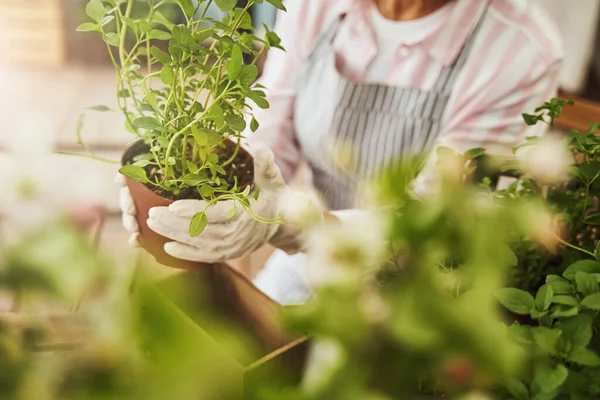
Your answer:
[2,97,600,400]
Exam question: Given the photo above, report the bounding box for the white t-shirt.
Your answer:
[364,2,452,83]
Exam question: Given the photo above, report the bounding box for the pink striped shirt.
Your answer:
[246,0,564,187]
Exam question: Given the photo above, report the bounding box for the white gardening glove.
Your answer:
[115,172,141,247]
[145,148,303,263]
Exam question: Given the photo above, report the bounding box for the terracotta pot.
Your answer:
[121,140,253,269]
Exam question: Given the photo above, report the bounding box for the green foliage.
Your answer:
[492,100,600,292]
[78,0,284,235]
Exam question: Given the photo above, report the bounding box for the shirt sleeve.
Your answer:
[412,58,562,196]
[244,2,307,183]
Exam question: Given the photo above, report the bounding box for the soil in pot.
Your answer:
[122,140,254,269]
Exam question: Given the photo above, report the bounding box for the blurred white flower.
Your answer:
[302,339,346,394]
[519,137,573,184]
[306,210,389,288]
[359,290,391,324]
[278,188,324,228]
[521,203,561,253]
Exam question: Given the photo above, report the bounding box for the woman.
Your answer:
[119,0,563,305]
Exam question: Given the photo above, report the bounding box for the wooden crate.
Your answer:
[0,0,67,67]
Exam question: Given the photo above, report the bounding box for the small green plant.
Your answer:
[77,0,285,235]
[487,99,600,291]
[496,256,600,400]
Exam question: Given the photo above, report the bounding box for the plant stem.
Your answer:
[554,234,596,258]
[222,137,241,167]
[119,0,135,67]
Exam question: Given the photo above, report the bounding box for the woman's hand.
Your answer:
[117,149,304,263]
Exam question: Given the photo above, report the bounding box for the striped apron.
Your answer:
[294,3,489,210]
[254,3,490,305]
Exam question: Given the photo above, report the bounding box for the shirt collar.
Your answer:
[348,0,490,67]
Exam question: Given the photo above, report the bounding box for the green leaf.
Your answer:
[139,20,151,34]
[563,260,600,281]
[504,379,529,400]
[250,116,259,132]
[568,347,600,367]
[239,65,258,86]
[546,275,575,295]
[191,126,208,146]
[523,113,541,126]
[85,0,106,22]
[225,115,246,132]
[189,212,208,237]
[167,157,176,166]
[266,0,286,11]
[535,284,554,311]
[87,105,113,112]
[103,32,120,47]
[206,104,225,128]
[186,160,200,174]
[179,174,207,186]
[151,46,171,64]
[119,165,150,183]
[215,0,237,11]
[533,364,568,394]
[246,90,269,109]
[559,314,592,347]
[576,271,599,296]
[551,306,578,318]
[595,240,600,262]
[228,45,243,80]
[149,30,172,40]
[551,295,579,307]
[532,327,560,355]
[133,117,161,130]
[200,184,215,198]
[160,65,174,85]
[156,136,169,148]
[100,15,114,26]
[581,293,600,310]
[464,147,486,161]
[496,288,535,315]
[133,160,152,168]
[152,11,175,31]
[175,0,195,17]
[172,24,193,45]
[227,206,238,219]
[76,22,99,32]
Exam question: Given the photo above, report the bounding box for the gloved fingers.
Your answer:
[254,148,286,191]
[128,232,140,247]
[115,171,126,187]
[164,241,226,263]
[169,199,238,222]
[150,205,243,244]
[119,186,137,216]
[122,212,139,234]
[147,209,200,247]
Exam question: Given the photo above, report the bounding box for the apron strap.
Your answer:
[435,0,492,95]
[305,13,347,62]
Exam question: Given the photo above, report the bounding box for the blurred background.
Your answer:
[0,0,599,274]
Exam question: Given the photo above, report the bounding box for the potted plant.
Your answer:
[76,0,284,267]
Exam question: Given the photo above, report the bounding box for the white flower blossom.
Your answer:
[519,137,573,184]
[278,189,324,228]
[306,210,389,288]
